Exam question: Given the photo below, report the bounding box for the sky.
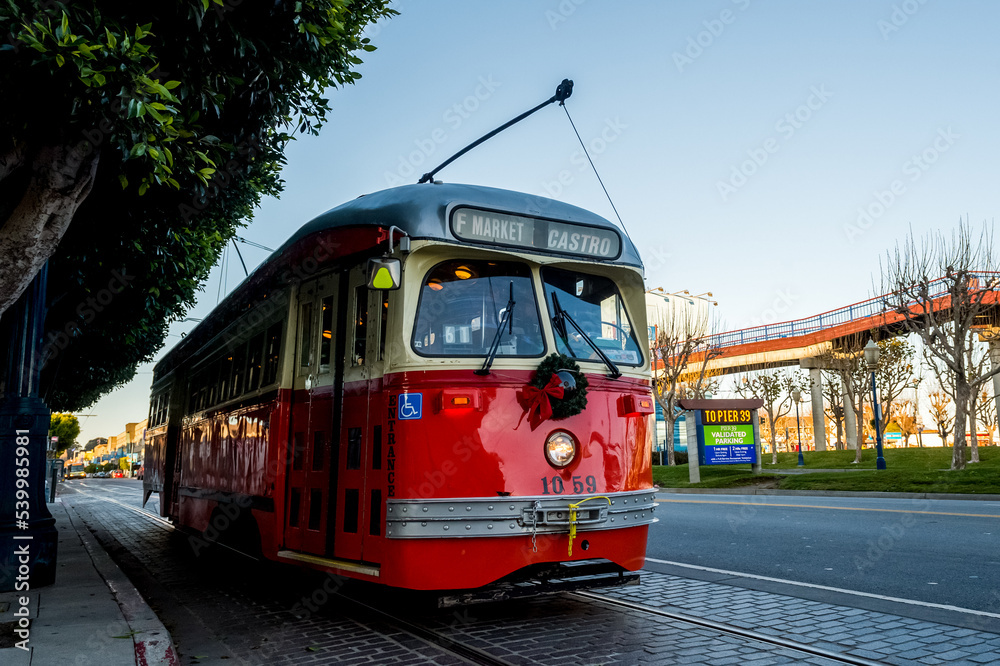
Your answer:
[77,0,1000,444]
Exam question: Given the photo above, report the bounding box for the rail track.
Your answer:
[573,590,890,666]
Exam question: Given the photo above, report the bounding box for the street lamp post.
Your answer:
[791,388,804,467]
[864,339,887,470]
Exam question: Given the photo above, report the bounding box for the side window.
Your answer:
[231,343,247,398]
[216,353,233,406]
[299,303,314,373]
[352,285,367,367]
[247,332,265,391]
[319,296,335,372]
[263,321,282,386]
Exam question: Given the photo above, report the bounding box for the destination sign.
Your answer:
[451,207,621,260]
[702,409,753,426]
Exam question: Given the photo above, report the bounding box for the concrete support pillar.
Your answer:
[844,383,858,450]
[809,368,827,452]
[687,413,700,484]
[752,410,762,474]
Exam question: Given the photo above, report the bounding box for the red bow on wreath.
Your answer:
[519,375,565,430]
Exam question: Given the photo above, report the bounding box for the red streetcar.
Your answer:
[143,183,657,600]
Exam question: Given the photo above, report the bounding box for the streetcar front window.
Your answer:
[541,266,643,366]
[412,260,544,358]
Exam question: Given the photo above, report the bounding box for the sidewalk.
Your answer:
[0,498,177,665]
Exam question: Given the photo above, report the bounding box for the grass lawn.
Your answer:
[653,446,1000,494]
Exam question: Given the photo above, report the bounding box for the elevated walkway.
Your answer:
[694,273,1000,375]
[660,273,1000,454]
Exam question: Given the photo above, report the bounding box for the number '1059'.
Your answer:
[541,475,597,495]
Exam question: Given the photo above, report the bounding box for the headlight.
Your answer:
[544,431,577,468]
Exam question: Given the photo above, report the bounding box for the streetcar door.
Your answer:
[284,274,339,555]
[333,267,388,562]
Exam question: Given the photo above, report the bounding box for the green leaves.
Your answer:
[13,0,397,410]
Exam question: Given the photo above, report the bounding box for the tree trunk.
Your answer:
[664,413,676,466]
[952,382,969,470]
[767,408,778,465]
[835,416,843,451]
[0,144,100,319]
[853,408,864,464]
[969,394,980,463]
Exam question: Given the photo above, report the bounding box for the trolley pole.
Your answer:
[0,263,58,591]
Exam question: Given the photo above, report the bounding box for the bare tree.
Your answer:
[734,368,807,464]
[870,338,917,439]
[649,296,718,466]
[977,387,997,446]
[927,389,954,447]
[891,399,919,447]
[965,335,990,462]
[925,331,990,462]
[879,222,1000,470]
[826,337,913,463]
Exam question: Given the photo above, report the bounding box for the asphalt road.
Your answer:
[648,493,1000,614]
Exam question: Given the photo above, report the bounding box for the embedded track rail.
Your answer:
[331,593,517,666]
[572,590,890,666]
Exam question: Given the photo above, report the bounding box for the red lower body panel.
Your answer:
[378,525,649,590]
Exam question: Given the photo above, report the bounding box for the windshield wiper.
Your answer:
[550,292,621,379]
[475,282,515,375]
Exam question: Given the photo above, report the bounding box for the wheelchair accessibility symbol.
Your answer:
[398,393,423,420]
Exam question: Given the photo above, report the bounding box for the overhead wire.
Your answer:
[561,105,634,246]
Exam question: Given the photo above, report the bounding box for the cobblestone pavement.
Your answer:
[60,483,1000,665]
[596,573,1000,666]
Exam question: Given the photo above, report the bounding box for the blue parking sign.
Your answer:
[398,393,423,420]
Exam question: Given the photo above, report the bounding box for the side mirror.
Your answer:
[367,257,401,290]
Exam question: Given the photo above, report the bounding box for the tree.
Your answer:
[977,387,997,446]
[734,368,806,465]
[83,437,106,452]
[927,390,953,447]
[0,0,396,409]
[49,412,80,456]
[880,222,1000,469]
[890,399,919,447]
[822,337,913,463]
[925,331,991,462]
[964,334,990,462]
[649,293,718,466]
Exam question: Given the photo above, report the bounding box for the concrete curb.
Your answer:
[63,501,179,666]
[655,487,1000,501]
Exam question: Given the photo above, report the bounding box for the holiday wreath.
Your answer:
[520,353,589,428]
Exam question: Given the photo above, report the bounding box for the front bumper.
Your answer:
[385,488,657,539]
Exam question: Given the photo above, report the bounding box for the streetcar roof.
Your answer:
[282,183,642,268]
[154,184,640,381]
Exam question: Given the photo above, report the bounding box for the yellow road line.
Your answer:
[654,498,1000,519]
